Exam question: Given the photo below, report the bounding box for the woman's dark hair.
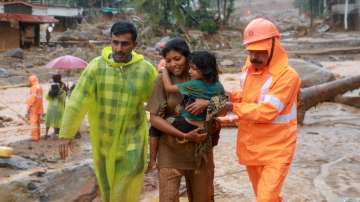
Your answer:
[48,83,60,98]
[188,51,219,83]
[110,21,137,42]
[161,37,190,58]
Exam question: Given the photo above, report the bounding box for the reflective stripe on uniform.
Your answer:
[261,94,284,112]
[240,71,248,89]
[272,104,297,124]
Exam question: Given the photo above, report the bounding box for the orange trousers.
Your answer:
[29,113,41,141]
[246,163,290,202]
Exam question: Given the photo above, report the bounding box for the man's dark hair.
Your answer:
[188,51,219,83]
[52,74,62,83]
[161,37,190,58]
[110,21,137,41]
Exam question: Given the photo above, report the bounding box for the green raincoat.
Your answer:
[45,89,66,128]
[59,47,157,202]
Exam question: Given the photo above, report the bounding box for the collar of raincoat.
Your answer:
[29,75,39,86]
[244,37,288,76]
[101,46,144,68]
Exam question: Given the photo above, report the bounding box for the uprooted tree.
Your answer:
[297,75,360,123]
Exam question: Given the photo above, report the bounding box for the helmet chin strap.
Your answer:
[266,37,275,66]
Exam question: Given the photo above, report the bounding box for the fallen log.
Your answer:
[334,95,360,108]
[298,75,360,123]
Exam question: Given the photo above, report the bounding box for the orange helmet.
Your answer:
[243,18,280,45]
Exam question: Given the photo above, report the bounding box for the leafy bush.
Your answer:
[200,19,218,34]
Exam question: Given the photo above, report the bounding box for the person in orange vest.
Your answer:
[26,74,44,141]
[221,18,301,201]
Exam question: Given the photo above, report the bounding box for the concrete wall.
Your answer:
[0,22,20,51]
[47,7,81,17]
[32,7,48,16]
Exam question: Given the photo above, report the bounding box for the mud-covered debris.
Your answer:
[4,48,24,59]
[0,68,9,78]
[289,59,336,88]
[0,155,38,170]
[220,59,235,67]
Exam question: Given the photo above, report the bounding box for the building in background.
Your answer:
[0,1,58,51]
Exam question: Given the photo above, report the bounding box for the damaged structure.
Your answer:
[0,1,83,51]
[0,1,58,51]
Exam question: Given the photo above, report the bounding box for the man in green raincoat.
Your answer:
[58,21,157,202]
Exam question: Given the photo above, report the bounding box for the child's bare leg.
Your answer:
[147,137,159,172]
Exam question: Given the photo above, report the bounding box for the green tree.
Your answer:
[133,0,235,34]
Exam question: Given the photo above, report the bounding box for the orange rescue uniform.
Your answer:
[230,37,301,201]
[26,75,43,141]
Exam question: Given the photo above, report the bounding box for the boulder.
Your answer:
[220,59,235,67]
[25,64,34,69]
[289,59,336,88]
[0,155,38,170]
[0,68,9,78]
[4,48,24,59]
[58,31,97,42]
[0,160,97,202]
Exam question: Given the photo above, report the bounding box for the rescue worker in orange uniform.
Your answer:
[222,18,301,201]
[26,75,44,141]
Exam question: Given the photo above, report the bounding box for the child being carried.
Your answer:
[148,51,225,171]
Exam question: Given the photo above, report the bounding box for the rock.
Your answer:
[4,48,24,59]
[27,182,38,191]
[45,156,58,164]
[155,36,171,52]
[25,64,34,69]
[102,28,111,36]
[0,160,97,202]
[0,68,9,78]
[316,23,331,33]
[289,59,336,88]
[0,155,38,170]
[58,30,97,42]
[39,192,49,202]
[1,116,13,122]
[220,59,235,67]
[29,170,47,177]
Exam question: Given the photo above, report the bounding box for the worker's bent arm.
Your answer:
[232,71,301,123]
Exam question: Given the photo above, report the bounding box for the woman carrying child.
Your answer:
[147,38,226,202]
